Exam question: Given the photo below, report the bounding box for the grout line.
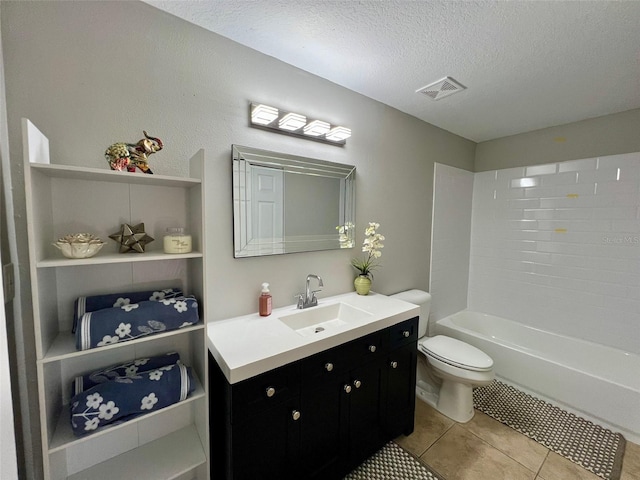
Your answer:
[460,424,538,474]
[419,419,456,458]
[394,434,449,479]
[415,447,448,480]
[454,413,545,476]
[536,450,550,478]
[411,419,457,478]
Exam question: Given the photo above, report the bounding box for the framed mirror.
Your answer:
[232,145,356,258]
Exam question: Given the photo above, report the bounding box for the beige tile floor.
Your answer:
[396,400,640,480]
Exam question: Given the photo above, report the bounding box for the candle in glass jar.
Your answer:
[163,227,192,254]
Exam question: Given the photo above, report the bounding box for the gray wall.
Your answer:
[475,108,640,171]
[2,3,475,475]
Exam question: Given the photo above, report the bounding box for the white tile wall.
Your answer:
[468,152,640,354]
[429,163,474,329]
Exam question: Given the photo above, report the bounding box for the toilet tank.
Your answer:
[390,289,431,338]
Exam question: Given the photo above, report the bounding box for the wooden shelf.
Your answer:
[40,323,205,363]
[49,376,205,452]
[66,424,206,480]
[37,251,203,268]
[31,162,201,187]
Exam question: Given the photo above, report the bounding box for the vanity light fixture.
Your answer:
[303,120,330,137]
[326,126,352,142]
[279,112,307,131]
[251,104,279,125]
[249,102,351,146]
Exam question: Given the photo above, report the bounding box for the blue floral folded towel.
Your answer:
[76,296,199,350]
[72,352,181,396]
[72,288,183,333]
[70,361,195,436]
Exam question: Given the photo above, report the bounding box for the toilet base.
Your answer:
[416,378,476,423]
[416,379,439,410]
[437,379,475,423]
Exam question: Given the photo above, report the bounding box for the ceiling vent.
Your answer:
[416,76,466,101]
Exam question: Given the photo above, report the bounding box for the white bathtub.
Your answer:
[435,310,640,443]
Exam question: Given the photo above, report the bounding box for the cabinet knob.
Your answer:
[368,345,376,353]
[343,384,352,394]
[291,410,301,421]
[390,361,398,369]
[353,380,362,389]
[325,362,334,372]
[265,387,276,398]
[403,330,410,338]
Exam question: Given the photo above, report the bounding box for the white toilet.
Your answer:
[390,289,494,423]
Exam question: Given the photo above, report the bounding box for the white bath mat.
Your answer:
[473,380,626,480]
[344,441,444,480]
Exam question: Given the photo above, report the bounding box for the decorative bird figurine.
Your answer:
[105,131,163,174]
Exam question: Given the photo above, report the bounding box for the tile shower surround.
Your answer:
[468,152,640,355]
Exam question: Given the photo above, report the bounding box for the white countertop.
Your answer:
[207,291,419,384]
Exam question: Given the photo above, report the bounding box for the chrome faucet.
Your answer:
[296,274,324,309]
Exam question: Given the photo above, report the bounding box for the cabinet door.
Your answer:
[383,342,417,438]
[346,357,386,470]
[298,374,347,479]
[231,397,300,480]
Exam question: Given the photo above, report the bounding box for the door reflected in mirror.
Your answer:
[232,145,356,257]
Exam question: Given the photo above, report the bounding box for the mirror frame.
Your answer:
[232,145,356,258]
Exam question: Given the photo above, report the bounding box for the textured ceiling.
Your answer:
[145,0,640,142]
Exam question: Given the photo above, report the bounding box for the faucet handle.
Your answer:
[294,293,304,309]
[306,291,321,307]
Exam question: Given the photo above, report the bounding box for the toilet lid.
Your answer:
[420,336,493,372]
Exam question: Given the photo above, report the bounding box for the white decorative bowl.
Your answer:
[53,233,105,259]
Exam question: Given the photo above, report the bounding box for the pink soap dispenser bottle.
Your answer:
[259,282,272,316]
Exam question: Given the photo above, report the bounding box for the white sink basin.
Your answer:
[279,302,373,337]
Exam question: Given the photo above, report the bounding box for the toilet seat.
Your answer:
[420,335,493,372]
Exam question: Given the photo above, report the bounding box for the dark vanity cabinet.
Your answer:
[209,317,418,480]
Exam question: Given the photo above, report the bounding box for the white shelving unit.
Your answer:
[22,119,209,479]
